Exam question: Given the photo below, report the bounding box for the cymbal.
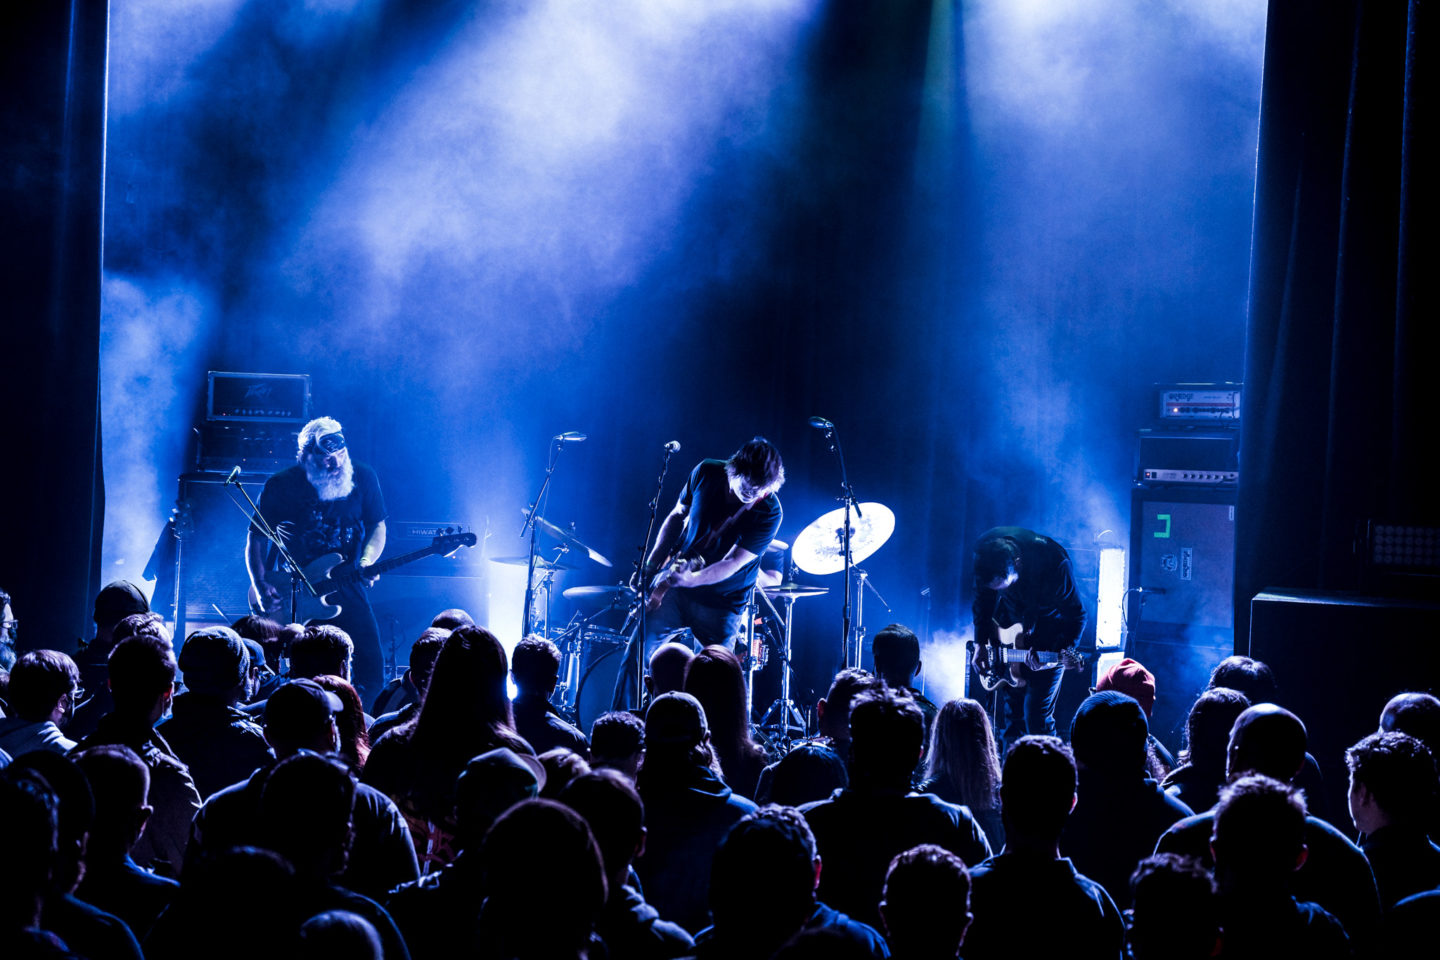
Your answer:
[490,555,578,571]
[763,581,829,599]
[521,508,612,567]
[562,584,639,601]
[791,502,896,575]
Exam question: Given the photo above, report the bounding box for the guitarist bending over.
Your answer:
[612,437,784,711]
[245,416,388,703]
[971,527,1086,748]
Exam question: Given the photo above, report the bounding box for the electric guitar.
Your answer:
[248,531,477,623]
[645,553,707,612]
[967,622,1082,691]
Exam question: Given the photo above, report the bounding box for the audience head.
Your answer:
[817,667,881,744]
[311,675,370,769]
[1070,691,1149,778]
[559,769,646,890]
[848,686,926,787]
[538,747,591,799]
[108,634,177,722]
[0,585,14,672]
[260,751,356,880]
[93,580,151,636]
[684,645,758,770]
[768,741,849,807]
[645,641,694,699]
[230,614,285,670]
[710,805,818,942]
[0,769,58,931]
[1226,703,1307,783]
[481,799,607,956]
[1001,736,1077,844]
[289,624,353,681]
[511,636,562,697]
[71,744,151,865]
[454,747,546,846]
[1379,692,1440,757]
[113,611,171,645]
[871,623,922,687]
[7,649,81,724]
[1179,687,1250,770]
[298,910,382,960]
[9,750,93,895]
[264,678,344,756]
[926,697,1002,811]
[179,625,250,700]
[415,625,515,739]
[406,627,449,695]
[589,710,645,778]
[880,844,972,958]
[1127,854,1220,960]
[1211,774,1307,887]
[1208,656,1278,706]
[430,608,475,631]
[1095,658,1157,717]
[1345,731,1436,834]
[638,691,716,787]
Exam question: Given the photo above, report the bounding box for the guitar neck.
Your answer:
[328,545,442,584]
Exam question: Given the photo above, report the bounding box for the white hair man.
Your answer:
[244,416,388,702]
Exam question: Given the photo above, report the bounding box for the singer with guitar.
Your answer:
[245,416,388,702]
[612,437,785,710]
[970,527,1087,748]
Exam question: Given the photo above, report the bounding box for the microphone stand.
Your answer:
[520,437,567,638]
[626,444,678,709]
[817,421,864,669]
[226,469,317,625]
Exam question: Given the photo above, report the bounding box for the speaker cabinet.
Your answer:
[173,472,268,627]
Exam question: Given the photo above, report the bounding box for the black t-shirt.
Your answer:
[251,463,387,569]
[674,459,782,606]
[971,525,1086,650]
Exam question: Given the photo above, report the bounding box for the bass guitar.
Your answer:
[248,531,477,622]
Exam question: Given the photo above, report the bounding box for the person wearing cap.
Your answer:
[1093,657,1176,778]
[1060,692,1193,909]
[186,678,419,900]
[634,691,758,934]
[245,415,388,703]
[70,580,153,739]
[159,626,271,799]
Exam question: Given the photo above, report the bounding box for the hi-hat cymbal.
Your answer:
[490,555,578,571]
[521,508,612,567]
[763,581,830,599]
[562,584,639,601]
[791,503,896,575]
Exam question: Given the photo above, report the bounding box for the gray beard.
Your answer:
[305,456,355,501]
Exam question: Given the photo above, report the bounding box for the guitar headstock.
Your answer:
[435,532,478,557]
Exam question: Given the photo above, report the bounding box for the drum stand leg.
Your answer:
[757,595,806,747]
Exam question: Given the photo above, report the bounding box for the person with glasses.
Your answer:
[0,586,16,672]
[613,437,785,711]
[245,416,388,703]
[0,650,82,755]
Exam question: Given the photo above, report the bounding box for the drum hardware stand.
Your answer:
[756,591,808,747]
[740,585,786,720]
[848,567,893,671]
[521,433,583,637]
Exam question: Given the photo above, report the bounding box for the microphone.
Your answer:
[808,416,834,430]
[225,466,242,485]
[553,432,588,443]
[663,440,681,453]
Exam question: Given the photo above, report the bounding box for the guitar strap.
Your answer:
[688,491,762,558]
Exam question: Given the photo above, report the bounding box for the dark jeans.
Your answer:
[1000,662,1066,748]
[611,588,744,711]
[325,586,384,706]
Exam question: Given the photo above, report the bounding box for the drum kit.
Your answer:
[499,496,898,744]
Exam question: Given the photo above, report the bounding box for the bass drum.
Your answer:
[574,626,630,733]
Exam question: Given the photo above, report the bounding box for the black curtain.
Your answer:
[0,2,109,654]
[1236,0,1435,641]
